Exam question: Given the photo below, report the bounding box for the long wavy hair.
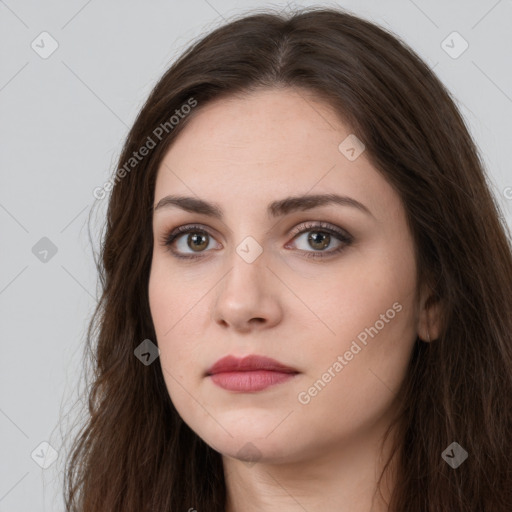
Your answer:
[63,6,512,511]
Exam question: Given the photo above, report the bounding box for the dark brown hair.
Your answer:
[63,6,512,511]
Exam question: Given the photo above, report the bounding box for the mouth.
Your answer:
[207,370,299,392]
[205,354,299,392]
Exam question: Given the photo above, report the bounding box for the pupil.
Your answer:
[309,231,330,250]
[189,233,208,251]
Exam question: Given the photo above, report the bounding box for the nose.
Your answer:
[211,250,283,333]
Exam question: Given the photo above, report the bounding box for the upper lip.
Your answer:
[206,355,298,376]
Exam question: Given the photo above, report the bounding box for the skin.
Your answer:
[148,87,441,512]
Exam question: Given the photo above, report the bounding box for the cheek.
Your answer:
[294,293,416,439]
[148,257,208,391]
[148,260,188,376]
[305,251,416,341]
[148,255,203,339]
[300,243,418,390]
[148,261,173,341]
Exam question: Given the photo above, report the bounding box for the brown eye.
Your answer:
[186,232,209,252]
[287,222,352,259]
[162,224,221,259]
[307,231,331,251]
[162,221,353,261]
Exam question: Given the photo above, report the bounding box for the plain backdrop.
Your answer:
[1,0,511,510]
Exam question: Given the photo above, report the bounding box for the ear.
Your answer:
[417,282,442,342]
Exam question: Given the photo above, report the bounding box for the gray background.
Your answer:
[1,0,511,510]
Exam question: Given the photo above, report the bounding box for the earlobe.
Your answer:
[417,286,442,342]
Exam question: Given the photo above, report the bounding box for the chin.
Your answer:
[189,419,309,465]
[211,436,297,464]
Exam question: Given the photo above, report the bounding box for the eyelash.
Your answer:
[159,221,353,261]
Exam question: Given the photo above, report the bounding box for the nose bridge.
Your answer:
[222,237,269,299]
[211,236,282,330]
[220,208,270,284]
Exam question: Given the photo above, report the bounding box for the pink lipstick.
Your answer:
[206,354,299,392]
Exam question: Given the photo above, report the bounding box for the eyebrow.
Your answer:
[153,193,374,219]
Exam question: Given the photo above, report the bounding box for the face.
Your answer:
[148,87,422,464]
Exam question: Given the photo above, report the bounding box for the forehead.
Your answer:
[154,88,401,222]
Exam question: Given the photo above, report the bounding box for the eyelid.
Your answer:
[287,221,351,240]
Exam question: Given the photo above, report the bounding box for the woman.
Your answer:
[64,6,512,511]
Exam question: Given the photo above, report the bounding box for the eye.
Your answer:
[160,221,353,260]
[160,224,221,260]
[286,221,353,259]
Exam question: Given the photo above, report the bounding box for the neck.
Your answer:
[222,423,398,512]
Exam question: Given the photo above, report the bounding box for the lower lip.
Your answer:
[208,370,297,391]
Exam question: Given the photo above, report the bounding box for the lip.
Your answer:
[206,355,299,392]
[206,354,298,375]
